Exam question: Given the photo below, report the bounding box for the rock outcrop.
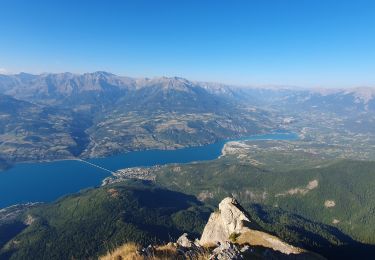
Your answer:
[200,197,308,256]
[101,197,325,260]
[210,241,244,260]
[177,233,194,248]
[200,197,251,245]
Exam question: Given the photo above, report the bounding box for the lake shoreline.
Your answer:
[0,130,290,172]
[0,131,298,209]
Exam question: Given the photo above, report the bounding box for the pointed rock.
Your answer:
[200,197,250,245]
[200,197,307,256]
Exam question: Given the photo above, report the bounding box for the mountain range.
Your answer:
[0,72,374,168]
[1,72,375,112]
[1,72,375,259]
[0,72,273,166]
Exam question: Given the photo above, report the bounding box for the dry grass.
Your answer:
[100,242,143,260]
[198,241,217,249]
[100,242,211,260]
[107,188,120,198]
[194,251,211,260]
[153,243,179,259]
[237,230,304,255]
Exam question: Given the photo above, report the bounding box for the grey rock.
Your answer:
[177,233,194,248]
[200,197,305,255]
[200,197,250,245]
[140,245,155,257]
[240,245,250,253]
[210,241,244,260]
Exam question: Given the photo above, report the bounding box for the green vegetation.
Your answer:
[228,232,240,243]
[0,180,211,260]
[243,204,375,259]
[155,158,375,245]
[3,159,375,258]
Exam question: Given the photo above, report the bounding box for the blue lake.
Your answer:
[0,132,297,208]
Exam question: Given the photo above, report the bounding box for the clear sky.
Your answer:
[0,0,374,87]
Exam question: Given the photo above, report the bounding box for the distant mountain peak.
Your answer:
[345,87,375,104]
[91,71,116,77]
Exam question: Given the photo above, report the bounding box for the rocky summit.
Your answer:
[101,197,324,260]
[200,197,252,245]
[199,197,313,256]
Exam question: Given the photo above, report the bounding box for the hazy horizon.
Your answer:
[1,0,375,88]
[1,70,375,90]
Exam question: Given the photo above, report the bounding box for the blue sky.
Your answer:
[0,0,374,87]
